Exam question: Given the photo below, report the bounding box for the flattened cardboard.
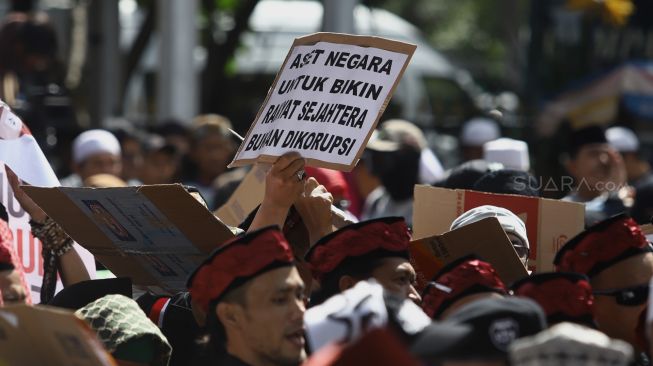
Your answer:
[23,184,235,293]
[410,217,528,290]
[0,305,115,366]
[412,185,585,272]
[229,32,417,172]
[215,164,269,227]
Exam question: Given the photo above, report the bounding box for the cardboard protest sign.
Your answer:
[410,217,528,290]
[229,32,416,171]
[642,224,653,242]
[215,164,269,227]
[412,185,585,272]
[0,305,115,366]
[23,184,235,294]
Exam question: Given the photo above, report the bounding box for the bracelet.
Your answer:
[30,216,74,257]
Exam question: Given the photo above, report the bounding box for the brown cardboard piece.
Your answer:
[412,185,585,272]
[229,32,417,171]
[215,164,268,227]
[410,217,528,289]
[23,184,235,294]
[0,305,116,366]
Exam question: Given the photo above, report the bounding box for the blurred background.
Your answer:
[1,0,652,196]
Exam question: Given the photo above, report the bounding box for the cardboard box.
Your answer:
[412,185,585,272]
[410,217,528,290]
[23,184,235,294]
[0,305,116,366]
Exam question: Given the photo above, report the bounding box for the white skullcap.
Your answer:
[606,126,639,153]
[461,118,500,147]
[509,322,633,366]
[72,129,121,164]
[450,205,529,250]
[483,138,530,171]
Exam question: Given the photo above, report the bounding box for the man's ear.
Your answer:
[217,302,243,330]
[338,275,358,292]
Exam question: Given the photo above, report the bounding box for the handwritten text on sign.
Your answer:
[230,35,413,170]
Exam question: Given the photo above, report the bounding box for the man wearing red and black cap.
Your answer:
[188,226,306,366]
[421,255,507,320]
[554,214,653,353]
[305,216,420,306]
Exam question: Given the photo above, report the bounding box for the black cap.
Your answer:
[48,278,133,310]
[568,125,608,158]
[472,169,540,197]
[444,160,503,190]
[410,322,473,362]
[443,297,547,360]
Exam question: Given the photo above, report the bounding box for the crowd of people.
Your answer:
[0,106,652,366]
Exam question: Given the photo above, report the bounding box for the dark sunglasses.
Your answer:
[593,284,649,306]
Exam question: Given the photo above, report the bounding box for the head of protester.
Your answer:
[460,117,501,162]
[511,272,597,328]
[442,159,504,190]
[76,294,172,366]
[421,255,507,320]
[564,125,626,201]
[450,205,530,265]
[70,129,122,183]
[440,296,547,366]
[554,214,653,351]
[363,119,439,223]
[187,226,306,366]
[606,126,652,188]
[305,216,420,306]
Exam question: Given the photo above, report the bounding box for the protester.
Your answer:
[0,205,31,305]
[187,226,306,366]
[460,117,501,162]
[606,126,653,188]
[450,205,531,265]
[441,297,547,365]
[554,214,653,354]
[441,159,504,190]
[140,134,180,185]
[60,129,123,187]
[305,216,420,306]
[77,294,173,366]
[182,114,239,210]
[562,125,629,225]
[511,272,597,328]
[363,119,443,224]
[421,255,507,319]
[632,179,653,225]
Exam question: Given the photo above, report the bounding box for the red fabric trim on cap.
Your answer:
[149,297,170,328]
[514,278,594,319]
[556,217,649,276]
[307,219,410,281]
[421,258,506,318]
[189,228,294,313]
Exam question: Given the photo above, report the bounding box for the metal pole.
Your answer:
[156,0,198,123]
[322,0,357,34]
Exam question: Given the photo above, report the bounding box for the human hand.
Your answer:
[5,166,47,223]
[261,152,306,211]
[295,177,334,245]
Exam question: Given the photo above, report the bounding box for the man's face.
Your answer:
[77,153,122,180]
[567,144,622,188]
[140,151,178,185]
[0,269,27,305]
[233,266,307,366]
[192,134,235,181]
[591,252,653,349]
[370,257,421,304]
